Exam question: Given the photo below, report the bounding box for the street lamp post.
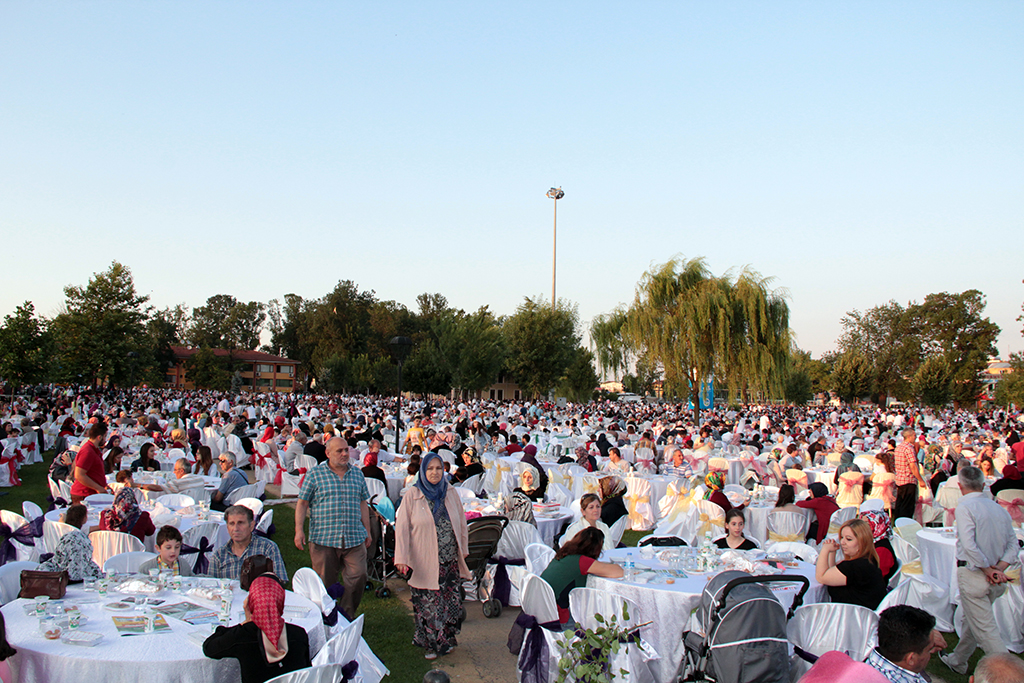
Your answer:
[547,187,564,310]
[388,336,414,453]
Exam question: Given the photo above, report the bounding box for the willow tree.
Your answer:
[590,308,629,378]
[619,257,790,421]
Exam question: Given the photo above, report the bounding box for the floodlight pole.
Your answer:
[547,187,564,310]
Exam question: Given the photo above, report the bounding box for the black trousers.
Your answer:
[894,483,918,520]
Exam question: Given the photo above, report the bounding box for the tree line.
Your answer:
[0,261,598,400]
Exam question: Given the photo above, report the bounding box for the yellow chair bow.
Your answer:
[626,494,651,529]
[767,530,805,543]
[899,560,924,575]
[698,512,725,539]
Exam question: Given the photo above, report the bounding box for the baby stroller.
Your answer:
[365,490,398,599]
[462,515,509,618]
[682,571,810,683]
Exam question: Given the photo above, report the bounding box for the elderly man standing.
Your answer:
[295,437,372,617]
[894,428,927,520]
[939,466,1020,676]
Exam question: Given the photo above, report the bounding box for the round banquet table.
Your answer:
[803,468,838,494]
[917,527,958,601]
[535,506,572,547]
[1,580,326,683]
[45,506,230,553]
[589,547,827,683]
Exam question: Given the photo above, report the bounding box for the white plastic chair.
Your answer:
[859,498,885,513]
[607,515,630,547]
[256,509,274,535]
[765,541,818,563]
[264,664,348,683]
[568,587,657,683]
[84,493,115,507]
[311,614,364,667]
[233,497,264,520]
[226,483,259,507]
[22,501,43,521]
[787,603,879,681]
[767,510,809,544]
[103,551,157,574]
[525,543,555,576]
[0,561,39,605]
[517,574,565,683]
[156,493,195,510]
[89,530,145,568]
[181,521,222,572]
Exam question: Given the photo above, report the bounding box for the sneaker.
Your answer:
[939,653,966,675]
[424,651,437,661]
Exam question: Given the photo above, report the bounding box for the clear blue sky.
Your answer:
[2,2,1022,361]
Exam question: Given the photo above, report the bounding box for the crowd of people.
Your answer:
[2,384,1024,680]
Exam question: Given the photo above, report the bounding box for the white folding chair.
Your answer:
[156,493,195,510]
[525,542,555,576]
[181,522,222,573]
[103,551,157,574]
[311,614,364,667]
[89,530,145,568]
[0,561,39,605]
[787,603,879,681]
[517,574,565,683]
[233,497,264,520]
[264,664,348,683]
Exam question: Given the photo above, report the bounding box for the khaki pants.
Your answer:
[947,567,1008,668]
[310,542,367,618]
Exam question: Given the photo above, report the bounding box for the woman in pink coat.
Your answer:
[394,452,470,660]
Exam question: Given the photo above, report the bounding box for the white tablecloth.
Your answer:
[1,582,325,683]
[589,548,826,683]
[804,468,837,494]
[535,508,572,548]
[917,528,958,601]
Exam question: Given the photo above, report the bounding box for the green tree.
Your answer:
[830,352,872,404]
[993,353,1024,409]
[621,353,660,396]
[189,295,266,351]
[0,302,53,391]
[183,348,231,390]
[837,301,916,404]
[503,297,581,398]
[913,356,953,408]
[783,349,827,405]
[590,308,630,379]
[558,347,600,403]
[51,261,149,386]
[619,257,790,421]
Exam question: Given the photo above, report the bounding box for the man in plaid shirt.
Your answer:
[894,428,926,520]
[295,436,372,617]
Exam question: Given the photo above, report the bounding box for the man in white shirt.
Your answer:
[140,458,208,495]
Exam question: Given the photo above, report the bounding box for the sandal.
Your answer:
[424,651,437,661]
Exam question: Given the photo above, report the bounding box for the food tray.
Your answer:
[61,630,103,647]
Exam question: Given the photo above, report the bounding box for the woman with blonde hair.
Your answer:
[815,518,887,609]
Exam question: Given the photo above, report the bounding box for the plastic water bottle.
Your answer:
[624,551,634,580]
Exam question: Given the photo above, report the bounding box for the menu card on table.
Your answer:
[112,614,172,635]
[152,601,221,625]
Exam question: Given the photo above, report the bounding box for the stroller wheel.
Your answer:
[483,599,502,618]
[365,580,374,591]
[375,586,391,599]
[459,606,467,625]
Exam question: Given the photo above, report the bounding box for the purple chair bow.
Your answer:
[508,612,561,683]
[0,517,44,567]
[180,536,215,575]
[490,556,526,606]
[340,660,359,681]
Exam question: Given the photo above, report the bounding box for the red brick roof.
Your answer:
[170,345,296,364]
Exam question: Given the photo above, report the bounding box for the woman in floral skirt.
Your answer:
[395,452,470,660]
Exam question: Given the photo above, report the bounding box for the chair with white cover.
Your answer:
[607,514,630,548]
[544,482,573,508]
[491,521,544,607]
[890,534,953,631]
[0,440,20,487]
[47,477,69,506]
[156,493,195,510]
[787,603,879,681]
[264,664,349,683]
[42,520,75,559]
[825,505,858,539]
[693,500,725,547]
[103,551,156,574]
[364,479,387,507]
[456,486,477,503]
[293,567,341,635]
[0,561,39,604]
[0,510,38,562]
[89,530,144,568]
[226,483,260,507]
[654,482,698,545]
[866,472,897,513]
[252,441,282,485]
[876,578,913,614]
[765,541,818,563]
[996,490,1024,529]
[233,497,264,520]
[767,510,809,544]
[634,447,657,473]
[460,472,484,495]
[786,469,809,495]
[22,501,43,521]
[515,574,565,683]
[893,518,923,548]
[568,587,658,683]
[860,498,885,513]
[835,471,865,508]
[935,480,963,526]
[311,614,364,668]
[525,543,555,576]
[624,476,656,531]
[84,493,115,507]
[181,521,222,573]
[280,453,318,497]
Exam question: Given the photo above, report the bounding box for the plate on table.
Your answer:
[104,601,133,611]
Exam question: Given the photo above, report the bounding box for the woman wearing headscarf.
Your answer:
[98,486,155,542]
[704,471,733,514]
[990,464,1024,498]
[203,575,311,683]
[594,433,613,458]
[797,482,840,544]
[395,452,470,660]
[599,476,628,526]
[452,447,483,483]
[859,509,898,583]
[505,465,540,525]
[573,446,597,473]
[517,445,549,498]
[361,450,387,488]
[832,450,860,485]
